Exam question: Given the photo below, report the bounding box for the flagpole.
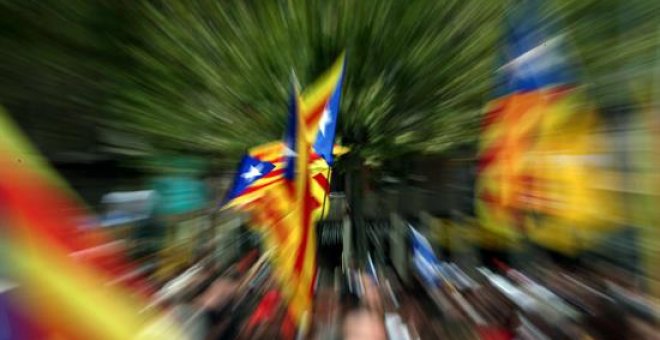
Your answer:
[319,167,332,221]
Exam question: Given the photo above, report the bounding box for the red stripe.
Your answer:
[1,164,105,255]
[479,191,499,205]
[259,156,282,164]
[260,197,288,243]
[293,177,320,275]
[482,104,505,130]
[478,141,504,173]
[0,175,82,251]
[313,173,330,194]
[261,168,285,180]
[305,98,329,128]
[280,311,296,339]
[237,175,283,197]
[0,157,146,292]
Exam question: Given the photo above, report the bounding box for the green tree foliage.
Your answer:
[1,0,660,167]
[110,0,507,163]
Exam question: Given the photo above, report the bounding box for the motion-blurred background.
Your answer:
[2,0,660,339]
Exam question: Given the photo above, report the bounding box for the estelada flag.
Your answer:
[248,87,317,337]
[223,53,347,215]
[476,2,615,255]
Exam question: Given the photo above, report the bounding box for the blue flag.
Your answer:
[410,226,442,286]
[223,154,275,204]
[313,56,346,166]
[500,0,573,93]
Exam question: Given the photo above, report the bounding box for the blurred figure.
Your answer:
[342,308,387,340]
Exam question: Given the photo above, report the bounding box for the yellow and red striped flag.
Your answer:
[0,107,181,339]
[243,87,318,337]
[301,52,346,146]
[476,5,620,255]
[223,54,347,337]
[224,53,347,213]
[280,89,319,338]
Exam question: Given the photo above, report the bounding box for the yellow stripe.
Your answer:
[8,233,156,339]
[249,141,282,158]
[2,106,181,338]
[301,52,345,111]
[301,53,345,142]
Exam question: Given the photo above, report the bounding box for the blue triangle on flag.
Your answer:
[313,57,346,166]
[498,0,574,93]
[223,154,275,204]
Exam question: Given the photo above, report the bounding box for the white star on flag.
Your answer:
[283,145,297,157]
[240,165,263,181]
[319,106,332,136]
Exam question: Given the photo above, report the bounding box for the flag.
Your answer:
[476,2,615,255]
[263,58,349,331]
[305,53,347,221]
[0,107,179,339]
[282,86,318,332]
[303,53,346,220]
[311,53,346,165]
[245,289,282,329]
[224,53,348,214]
[301,52,347,148]
[410,226,442,286]
[226,88,317,336]
[224,54,349,335]
[247,87,317,337]
[476,2,569,246]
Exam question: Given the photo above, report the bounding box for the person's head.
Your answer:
[342,308,386,340]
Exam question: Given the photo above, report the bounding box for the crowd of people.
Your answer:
[128,229,657,340]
